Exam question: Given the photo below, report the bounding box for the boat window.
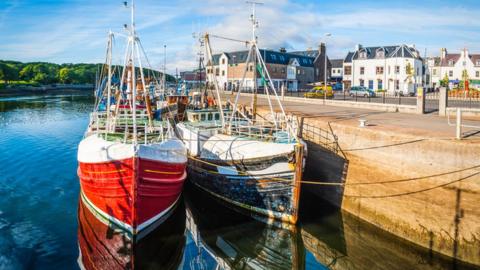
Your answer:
[207,113,213,121]
[201,113,206,121]
[193,114,199,121]
[215,113,220,120]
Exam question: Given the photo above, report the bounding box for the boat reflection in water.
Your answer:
[183,185,327,270]
[77,196,186,270]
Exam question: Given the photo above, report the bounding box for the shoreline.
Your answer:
[0,84,94,97]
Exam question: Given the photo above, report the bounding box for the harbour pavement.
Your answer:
[224,93,480,266]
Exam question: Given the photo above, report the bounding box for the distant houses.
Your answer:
[426,48,480,90]
[343,44,424,95]
[205,44,330,92]
[185,43,480,94]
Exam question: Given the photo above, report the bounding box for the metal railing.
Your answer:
[447,108,480,140]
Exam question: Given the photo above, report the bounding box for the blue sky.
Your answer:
[1,0,480,73]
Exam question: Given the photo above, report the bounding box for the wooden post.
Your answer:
[290,143,304,224]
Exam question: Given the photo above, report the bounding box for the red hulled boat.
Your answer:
[77,0,187,238]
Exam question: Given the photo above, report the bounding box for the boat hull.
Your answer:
[77,136,187,236]
[187,147,303,224]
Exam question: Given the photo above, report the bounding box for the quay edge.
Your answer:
[257,106,480,266]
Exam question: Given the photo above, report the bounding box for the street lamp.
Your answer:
[323,33,332,101]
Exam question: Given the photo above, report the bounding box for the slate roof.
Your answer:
[471,54,480,66]
[290,50,320,58]
[344,45,421,63]
[330,59,343,68]
[439,54,460,66]
[212,49,315,67]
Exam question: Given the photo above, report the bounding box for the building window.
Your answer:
[271,55,277,61]
[448,60,454,66]
[279,55,285,61]
[222,58,225,64]
[376,50,385,58]
[395,80,400,90]
[249,65,253,72]
[368,80,374,90]
[221,70,225,76]
[378,79,383,90]
[449,70,453,77]
[433,69,437,76]
[344,66,352,75]
[476,60,480,66]
[282,68,286,73]
[359,79,364,87]
[376,66,384,75]
[215,68,219,76]
[297,69,301,75]
[395,66,400,74]
[476,71,480,78]
[360,67,365,75]
[360,52,367,59]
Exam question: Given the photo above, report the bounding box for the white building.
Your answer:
[343,44,424,95]
[427,48,480,89]
[206,53,229,90]
[330,59,343,82]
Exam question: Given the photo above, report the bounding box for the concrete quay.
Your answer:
[227,94,480,266]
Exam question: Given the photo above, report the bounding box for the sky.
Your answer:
[1,0,480,74]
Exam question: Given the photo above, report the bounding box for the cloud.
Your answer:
[1,0,480,74]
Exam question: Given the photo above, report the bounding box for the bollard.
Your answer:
[359,119,367,127]
[456,108,462,140]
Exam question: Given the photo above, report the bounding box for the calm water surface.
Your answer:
[0,93,474,270]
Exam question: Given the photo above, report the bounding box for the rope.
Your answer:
[187,155,480,188]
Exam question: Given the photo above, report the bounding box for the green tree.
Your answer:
[19,64,36,81]
[0,63,18,84]
[440,73,449,88]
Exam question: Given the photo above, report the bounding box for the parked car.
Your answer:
[304,88,334,99]
[332,83,343,91]
[349,86,376,97]
[312,85,333,91]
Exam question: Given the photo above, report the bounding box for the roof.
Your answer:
[345,45,421,62]
[471,54,480,65]
[439,54,460,66]
[290,50,320,58]
[330,59,343,68]
[344,52,355,63]
[212,49,315,67]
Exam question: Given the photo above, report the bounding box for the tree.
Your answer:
[440,73,449,89]
[0,63,18,84]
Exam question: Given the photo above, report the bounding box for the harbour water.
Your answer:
[0,93,475,269]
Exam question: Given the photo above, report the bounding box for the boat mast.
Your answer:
[128,0,137,144]
[247,1,262,120]
[204,33,226,128]
[106,31,113,132]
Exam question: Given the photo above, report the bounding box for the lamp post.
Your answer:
[323,33,332,101]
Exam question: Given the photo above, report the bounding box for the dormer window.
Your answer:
[376,49,385,58]
[476,60,480,66]
[448,60,454,66]
[359,51,367,59]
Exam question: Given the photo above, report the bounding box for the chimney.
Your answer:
[279,47,287,53]
[440,48,447,59]
[319,42,326,55]
[355,44,363,51]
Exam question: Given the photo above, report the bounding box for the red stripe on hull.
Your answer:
[78,157,186,231]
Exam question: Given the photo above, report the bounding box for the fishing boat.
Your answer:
[77,0,187,238]
[184,187,305,270]
[177,3,305,224]
[77,197,186,270]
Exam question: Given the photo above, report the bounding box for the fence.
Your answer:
[447,91,480,109]
[281,90,418,106]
